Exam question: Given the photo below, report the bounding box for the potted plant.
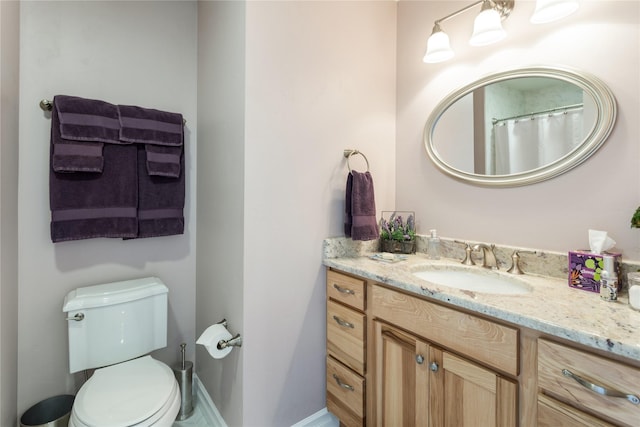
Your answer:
[632,206,640,228]
[380,211,416,254]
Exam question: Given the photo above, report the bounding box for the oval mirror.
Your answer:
[424,66,616,187]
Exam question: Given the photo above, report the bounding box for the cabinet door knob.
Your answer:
[430,362,439,372]
[415,354,425,364]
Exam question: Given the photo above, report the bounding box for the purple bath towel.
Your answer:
[345,171,379,241]
[49,105,138,242]
[133,143,185,238]
[118,105,183,178]
[52,95,127,173]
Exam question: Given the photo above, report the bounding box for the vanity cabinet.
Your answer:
[372,286,517,427]
[537,338,640,426]
[325,264,640,426]
[326,270,367,427]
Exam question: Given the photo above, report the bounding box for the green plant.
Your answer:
[632,206,640,228]
[380,212,415,242]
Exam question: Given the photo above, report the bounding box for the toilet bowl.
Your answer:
[68,356,180,427]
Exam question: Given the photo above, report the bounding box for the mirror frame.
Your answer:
[424,66,617,187]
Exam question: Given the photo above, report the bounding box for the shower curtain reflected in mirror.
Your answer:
[491,108,584,175]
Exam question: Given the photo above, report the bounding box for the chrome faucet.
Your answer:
[472,243,498,269]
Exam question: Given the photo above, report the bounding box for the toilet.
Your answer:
[63,277,181,427]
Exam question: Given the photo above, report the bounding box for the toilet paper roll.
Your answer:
[196,323,234,359]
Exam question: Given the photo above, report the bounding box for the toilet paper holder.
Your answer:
[216,318,243,349]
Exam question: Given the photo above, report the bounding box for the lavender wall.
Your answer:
[196,1,397,425]
[397,0,640,258]
[17,1,197,418]
[0,1,20,425]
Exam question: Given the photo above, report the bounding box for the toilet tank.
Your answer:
[63,277,168,373]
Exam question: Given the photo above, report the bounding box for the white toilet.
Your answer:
[63,277,181,427]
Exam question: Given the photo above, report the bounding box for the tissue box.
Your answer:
[568,250,621,293]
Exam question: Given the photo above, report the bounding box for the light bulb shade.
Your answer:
[424,30,454,63]
[531,0,579,24]
[470,7,506,46]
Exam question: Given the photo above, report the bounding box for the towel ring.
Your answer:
[344,149,370,173]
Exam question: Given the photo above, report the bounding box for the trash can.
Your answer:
[20,395,74,427]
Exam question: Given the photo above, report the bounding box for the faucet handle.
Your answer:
[507,250,537,275]
[454,240,475,266]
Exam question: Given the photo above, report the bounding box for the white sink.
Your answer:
[412,267,532,295]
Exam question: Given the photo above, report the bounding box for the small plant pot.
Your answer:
[381,239,415,254]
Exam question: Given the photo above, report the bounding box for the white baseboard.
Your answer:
[291,408,339,427]
[193,374,227,427]
[193,375,337,427]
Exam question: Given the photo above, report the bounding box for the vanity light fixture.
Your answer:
[424,0,514,64]
[530,0,579,24]
[423,0,579,64]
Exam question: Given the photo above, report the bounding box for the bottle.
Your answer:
[600,255,618,302]
[428,229,440,260]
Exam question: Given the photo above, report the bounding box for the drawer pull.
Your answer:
[332,373,355,391]
[333,283,355,295]
[562,369,640,405]
[332,315,354,329]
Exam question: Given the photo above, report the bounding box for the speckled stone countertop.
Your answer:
[323,237,640,362]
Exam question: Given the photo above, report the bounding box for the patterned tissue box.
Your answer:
[568,250,621,293]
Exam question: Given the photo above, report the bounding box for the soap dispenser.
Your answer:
[428,229,440,260]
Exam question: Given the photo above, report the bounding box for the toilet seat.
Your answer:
[69,356,180,427]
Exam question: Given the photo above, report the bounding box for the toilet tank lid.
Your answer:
[63,277,168,312]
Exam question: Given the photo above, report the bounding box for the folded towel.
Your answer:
[50,104,138,242]
[133,144,185,238]
[347,171,379,241]
[144,144,182,178]
[118,104,183,178]
[118,104,183,146]
[55,95,121,143]
[51,95,122,173]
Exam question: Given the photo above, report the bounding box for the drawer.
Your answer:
[327,356,364,427]
[327,299,365,375]
[537,393,614,427]
[538,339,640,426]
[327,269,365,311]
[372,285,519,376]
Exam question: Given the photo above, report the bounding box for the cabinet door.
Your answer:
[374,321,430,427]
[438,350,517,427]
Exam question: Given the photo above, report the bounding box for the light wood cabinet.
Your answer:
[326,270,367,427]
[374,320,516,427]
[325,266,640,426]
[374,321,431,427]
[537,338,640,426]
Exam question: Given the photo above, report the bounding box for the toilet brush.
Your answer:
[173,343,194,420]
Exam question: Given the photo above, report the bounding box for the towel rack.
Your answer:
[344,149,370,173]
[39,99,187,125]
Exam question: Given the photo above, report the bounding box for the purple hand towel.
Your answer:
[50,106,138,242]
[132,144,185,238]
[52,95,123,173]
[347,171,379,241]
[118,105,183,178]
[344,172,353,237]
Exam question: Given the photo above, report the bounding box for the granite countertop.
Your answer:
[323,252,640,362]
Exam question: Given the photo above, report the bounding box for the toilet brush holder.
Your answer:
[172,343,194,421]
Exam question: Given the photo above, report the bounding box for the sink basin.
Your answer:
[412,267,532,295]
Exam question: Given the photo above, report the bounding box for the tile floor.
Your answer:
[173,401,218,427]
